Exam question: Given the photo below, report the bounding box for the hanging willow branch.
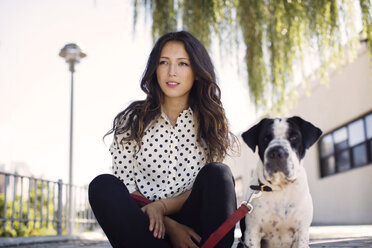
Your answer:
[133,0,372,113]
[360,0,372,72]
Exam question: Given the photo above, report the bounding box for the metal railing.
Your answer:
[0,172,98,236]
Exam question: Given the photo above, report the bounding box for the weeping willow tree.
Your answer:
[133,0,372,113]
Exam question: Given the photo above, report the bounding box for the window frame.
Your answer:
[318,110,372,178]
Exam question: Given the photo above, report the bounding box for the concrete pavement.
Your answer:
[1,225,371,247]
[309,225,372,247]
[0,231,111,248]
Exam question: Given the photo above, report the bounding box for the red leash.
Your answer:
[202,189,267,248]
[201,204,250,248]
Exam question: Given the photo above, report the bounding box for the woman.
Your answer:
[89,31,237,248]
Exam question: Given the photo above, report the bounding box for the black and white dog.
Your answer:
[240,116,322,248]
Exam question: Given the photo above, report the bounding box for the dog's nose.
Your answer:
[267,146,288,160]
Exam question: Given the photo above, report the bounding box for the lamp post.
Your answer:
[59,43,86,234]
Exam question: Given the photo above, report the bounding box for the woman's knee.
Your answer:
[89,174,128,203]
[89,174,117,192]
[196,163,237,213]
[198,162,234,185]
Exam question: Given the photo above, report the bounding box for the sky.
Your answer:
[0,0,255,185]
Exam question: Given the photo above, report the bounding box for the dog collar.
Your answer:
[250,180,273,192]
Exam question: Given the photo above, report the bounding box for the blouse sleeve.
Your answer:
[109,132,138,193]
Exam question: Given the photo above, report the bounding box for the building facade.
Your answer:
[228,42,372,225]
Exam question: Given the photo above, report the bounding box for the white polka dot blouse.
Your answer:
[109,108,206,201]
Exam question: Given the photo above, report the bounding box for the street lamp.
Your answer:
[59,43,86,234]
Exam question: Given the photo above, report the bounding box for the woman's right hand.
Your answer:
[141,201,166,239]
[165,218,201,248]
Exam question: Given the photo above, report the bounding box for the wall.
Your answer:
[289,43,372,224]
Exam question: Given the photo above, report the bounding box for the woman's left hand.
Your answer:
[141,201,167,239]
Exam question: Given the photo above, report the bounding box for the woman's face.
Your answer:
[156,41,195,104]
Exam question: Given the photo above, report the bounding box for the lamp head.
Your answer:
[59,43,86,72]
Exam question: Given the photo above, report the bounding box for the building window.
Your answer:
[319,111,372,177]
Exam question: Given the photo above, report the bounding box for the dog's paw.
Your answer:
[236,241,249,248]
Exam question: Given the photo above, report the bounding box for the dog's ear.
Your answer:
[288,116,322,149]
[242,119,267,152]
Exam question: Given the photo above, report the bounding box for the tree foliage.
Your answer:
[133,0,372,113]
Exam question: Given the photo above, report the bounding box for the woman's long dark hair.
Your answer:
[105,31,236,162]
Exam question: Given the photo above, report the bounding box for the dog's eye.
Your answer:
[263,136,270,143]
[290,135,298,142]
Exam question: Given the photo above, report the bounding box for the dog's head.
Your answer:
[242,116,322,185]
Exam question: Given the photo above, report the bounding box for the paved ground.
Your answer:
[308,225,372,248]
[1,225,372,247]
[2,240,111,248]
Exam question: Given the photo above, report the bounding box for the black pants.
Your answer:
[88,162,237,248]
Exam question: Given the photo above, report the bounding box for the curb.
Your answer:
[0,235,80,247]
[0,232,108,247]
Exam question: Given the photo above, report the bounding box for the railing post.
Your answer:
[57,179,63,235]
[3,175,8,231]
[19,177,24,229]
[11,175,17,229]
[33,179,37,229]
[26,178,31,229]
[46,181,50,228]
[40,180,44,228]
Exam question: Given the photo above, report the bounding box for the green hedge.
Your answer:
[0,181,61,237]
